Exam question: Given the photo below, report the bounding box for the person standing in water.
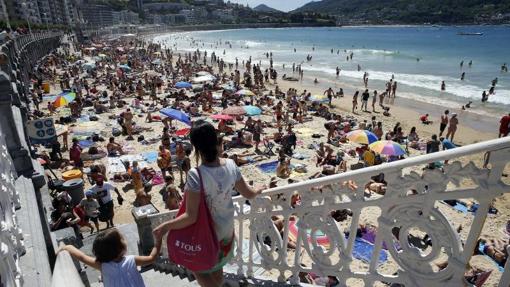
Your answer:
[461,72,465,80]
[391,81,397,97]
[441,81,446,91]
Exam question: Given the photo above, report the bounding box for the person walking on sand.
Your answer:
[324,87,334,106]
[361,89,370,112]
[372,90,378,112]
[445,113,459,142]
[392,81,397,97]
[153,120,264,287]
[439,110,449,137]
[352,91,359,113]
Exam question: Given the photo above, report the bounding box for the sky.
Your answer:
[227,0,314,12]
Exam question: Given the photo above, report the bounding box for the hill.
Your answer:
[253,4,281,13]
[292,0,510,24]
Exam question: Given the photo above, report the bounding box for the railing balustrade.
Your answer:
[149,136,510,287]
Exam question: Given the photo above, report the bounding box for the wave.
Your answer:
[303,65,510,105]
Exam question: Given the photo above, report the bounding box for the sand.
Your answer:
[38,34,509,286]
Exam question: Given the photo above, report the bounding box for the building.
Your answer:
[79,3,115,27]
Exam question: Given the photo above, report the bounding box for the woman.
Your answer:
[446,113,459,142]
[153,120,264,287]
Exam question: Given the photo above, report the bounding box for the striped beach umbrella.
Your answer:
[346,130,379,144]
[369,140,406,156]
[235,89,255,97]
[52,92,76,108]
[310,94,329,103]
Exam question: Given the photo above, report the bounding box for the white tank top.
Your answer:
[101,255,145,287]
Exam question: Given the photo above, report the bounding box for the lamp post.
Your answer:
[21,2,33,39]
[43,12,49,31]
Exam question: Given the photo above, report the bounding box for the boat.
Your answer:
[458,32,484,36]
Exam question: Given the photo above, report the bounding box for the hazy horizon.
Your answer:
[227,0,313,12]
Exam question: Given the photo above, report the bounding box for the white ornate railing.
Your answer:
[149,137,510,287]
[0,130,24,287]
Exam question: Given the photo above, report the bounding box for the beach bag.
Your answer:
[167,168,219,272]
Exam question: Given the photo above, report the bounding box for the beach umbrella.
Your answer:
[192,75,216,83]
[82,62,96,70]
[175,81,192,89]
[160,108,192,126]
[222,106,246,116]
[243,105,262,116]
[52,92,76,108]
[72,121,104,136]
[310,94,329,103]
[235,89,255,97]
[118,64,131,72]
[211,114,233,121]
[369,140,406,156]
[346,130,379,145]
[196,71,212,76]
[221,83,236,92]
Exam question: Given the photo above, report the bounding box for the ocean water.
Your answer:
[154,26,510,116]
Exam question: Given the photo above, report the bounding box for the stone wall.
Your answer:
[0,32,62,287]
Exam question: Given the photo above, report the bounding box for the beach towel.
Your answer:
[78,140,95,148]
[352,238,388,264]
[477,241,505,272]
[142,151,158,163]
[292,153,309,160]
[257,161,279,174]
[151,172,164,185]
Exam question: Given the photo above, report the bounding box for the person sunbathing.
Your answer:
[478,237,509,265]
[106,137,124,156]
[218,120,234,134]
[230,153,265,166]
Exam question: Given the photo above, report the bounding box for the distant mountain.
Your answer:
[292,0,510,24]
[253,4,281,13]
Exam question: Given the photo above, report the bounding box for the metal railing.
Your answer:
[148,136,510,286]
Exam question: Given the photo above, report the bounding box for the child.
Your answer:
[58,228,162,287]
[79,190,100,233]
[131,161,143,193]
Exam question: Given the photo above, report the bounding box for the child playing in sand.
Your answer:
[58,228,162,287]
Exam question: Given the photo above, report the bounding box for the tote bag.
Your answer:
[167,168,219,272]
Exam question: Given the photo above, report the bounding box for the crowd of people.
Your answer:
[27,33,508,287]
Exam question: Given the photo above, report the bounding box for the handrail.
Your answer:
[51,244,84,287]
[148,136,510,287]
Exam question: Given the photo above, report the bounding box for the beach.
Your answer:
[35,27,510,286]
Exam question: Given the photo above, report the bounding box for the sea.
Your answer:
[154,26,510,117]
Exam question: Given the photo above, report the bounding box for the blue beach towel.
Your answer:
[79,140,95,148]
[257,161,279,173]
[142,151,158,163]
[478,241,505,272]
[352,238,388,264]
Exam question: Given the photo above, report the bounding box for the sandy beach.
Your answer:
[36,31,509,286]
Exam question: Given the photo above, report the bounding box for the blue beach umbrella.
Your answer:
[160,108,192,126]
[175,81,192,89]
[119,64,131,72]
[243,105,262,116]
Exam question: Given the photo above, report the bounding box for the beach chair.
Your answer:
[262,138,275,156]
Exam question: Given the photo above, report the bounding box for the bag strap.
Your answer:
[196,167,205,196]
